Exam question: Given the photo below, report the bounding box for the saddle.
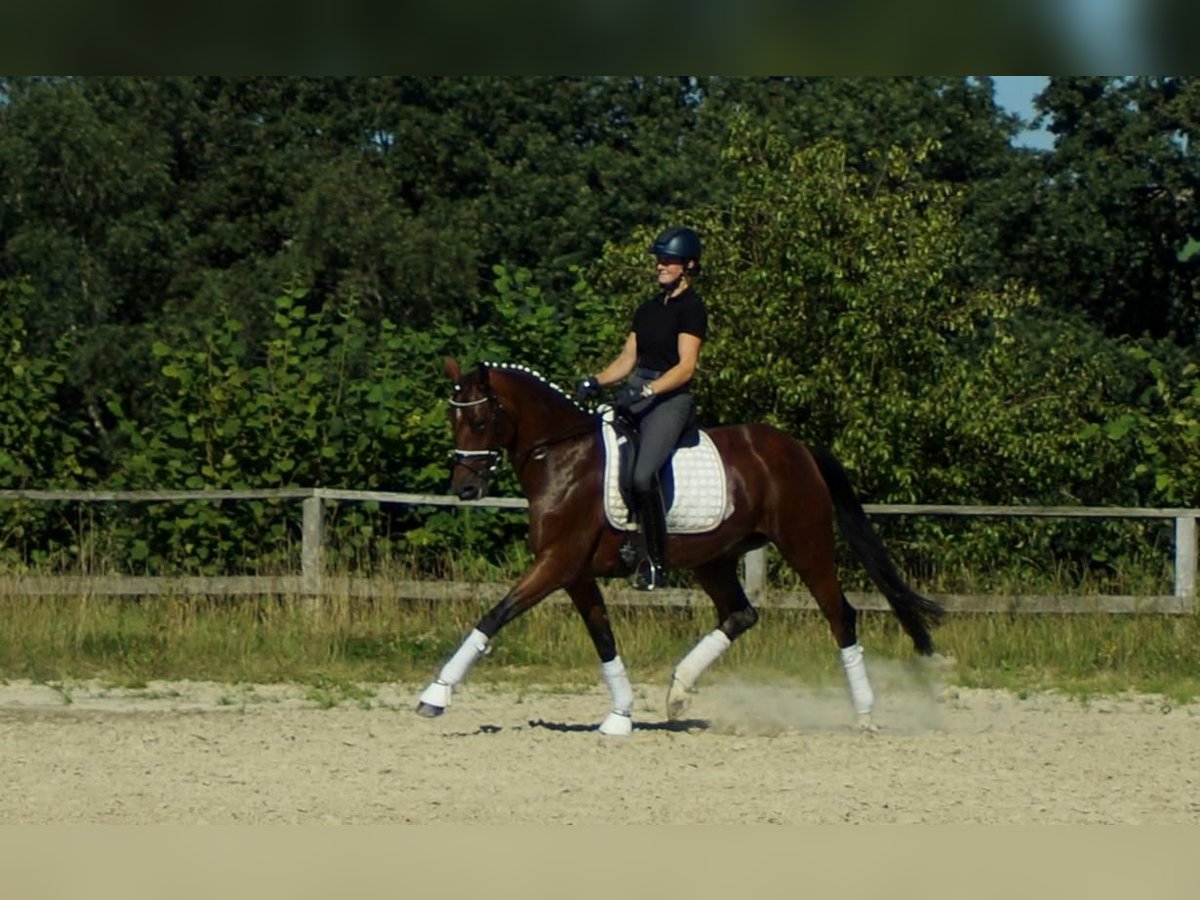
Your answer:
[600,406,732,534]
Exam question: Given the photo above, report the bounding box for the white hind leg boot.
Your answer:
[417,628,490,711]
[667,629,731,719]
[598,656,634,736]
[839,643,875,728]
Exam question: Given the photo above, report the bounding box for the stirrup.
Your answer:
[633,559,667,591]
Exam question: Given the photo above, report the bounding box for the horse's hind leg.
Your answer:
[565,577,634,736]
[666,555,760,720]
[773,527,877,730]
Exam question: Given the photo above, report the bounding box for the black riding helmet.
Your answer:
[649,226,702,272]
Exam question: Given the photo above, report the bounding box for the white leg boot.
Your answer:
[416,628,489,716]
[666,629,731,719]
[839,642,876,731]
[598,656,634,736]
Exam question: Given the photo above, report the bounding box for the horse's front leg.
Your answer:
[565,577,634,737]
[415,555,568,718]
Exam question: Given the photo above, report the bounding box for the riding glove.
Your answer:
[613,383,643,410]
[575,376,602,403]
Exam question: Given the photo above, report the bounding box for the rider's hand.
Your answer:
[575,376,602,404]
[613,383,642,410]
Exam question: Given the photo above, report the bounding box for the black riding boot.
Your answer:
[633,488,668,591]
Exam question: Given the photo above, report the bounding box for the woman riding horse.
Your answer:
[420,351,945,735]
[576,225,707,591]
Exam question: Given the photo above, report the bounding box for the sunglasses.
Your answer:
[655,255,684,266]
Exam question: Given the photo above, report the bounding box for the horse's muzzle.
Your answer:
[456,481,488,502]
[449,448,500,502]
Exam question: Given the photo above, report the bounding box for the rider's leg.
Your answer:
[630,394,692,591]
[631,484,668,590]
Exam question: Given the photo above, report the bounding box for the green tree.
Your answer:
[1090,346,1200,507]
[585,121,1136,512]
[0,280,96,566]
[0,280,93,490]
[103,287,455,572]
[1021,76,1200,343]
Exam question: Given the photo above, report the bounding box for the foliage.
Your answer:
[0,280,96,566]
[1089,346,1200,507]
[591,124,1131,506]
[1019,77,1200,343]
[0,282,92,488]
[0,76,1197,585]
[474,263,626,381]
[585,120,1171,578]
[94,287,455,573]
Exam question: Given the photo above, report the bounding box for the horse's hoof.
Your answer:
[598,711,633,736]
[666,678,692,720]
[856,713,879,733]
[418,680,451,710]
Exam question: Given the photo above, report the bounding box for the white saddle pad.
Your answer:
[600,411,732,534]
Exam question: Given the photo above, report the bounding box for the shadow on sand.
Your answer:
[526,718,710,733]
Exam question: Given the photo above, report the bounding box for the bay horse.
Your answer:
[417,358,944,735]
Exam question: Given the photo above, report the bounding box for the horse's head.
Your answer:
[444,357,511,501]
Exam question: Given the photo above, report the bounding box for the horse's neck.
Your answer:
[496,372,592,456]
[494,374,592,472]
[512,396,592,453]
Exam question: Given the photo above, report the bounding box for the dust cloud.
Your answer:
[694,656,952,736]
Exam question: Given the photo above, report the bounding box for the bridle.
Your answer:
[447,374,598,483]
[448,390,504,481]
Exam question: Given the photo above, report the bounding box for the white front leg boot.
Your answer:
[839,642,876,730]
[667,629,731,719]
[416,628,490,716]
[598,656,634,736]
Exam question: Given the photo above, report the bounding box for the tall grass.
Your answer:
[2,512,1196,700]
[2,583,1197,704]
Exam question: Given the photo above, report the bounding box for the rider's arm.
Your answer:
[593,332,639,386]
[646,333,702,396]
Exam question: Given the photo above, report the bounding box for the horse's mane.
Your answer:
[483,362,589,412]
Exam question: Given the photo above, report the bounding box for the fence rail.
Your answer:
[0,488,1195,614]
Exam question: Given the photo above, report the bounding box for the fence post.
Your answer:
[1175,514,1196,609]
[743,547,766,600]
[302,495,325,597]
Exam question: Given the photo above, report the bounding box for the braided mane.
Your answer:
[483,362,588,411]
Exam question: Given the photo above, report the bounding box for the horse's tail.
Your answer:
[809,445,944,656]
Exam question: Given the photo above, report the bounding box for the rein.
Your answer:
[508,418,598,471]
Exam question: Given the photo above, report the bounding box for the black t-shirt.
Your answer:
[630,287,708,372]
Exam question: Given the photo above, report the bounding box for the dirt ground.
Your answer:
[2,662,1197,825]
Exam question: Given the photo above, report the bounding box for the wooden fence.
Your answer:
[0,488,1196,614]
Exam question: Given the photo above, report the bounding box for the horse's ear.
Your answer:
[444,357,461,382]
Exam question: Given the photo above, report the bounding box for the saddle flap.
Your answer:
[612,405,698,512]
[600,413,732,534]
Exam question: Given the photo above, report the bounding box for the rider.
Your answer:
[576,225,708,590]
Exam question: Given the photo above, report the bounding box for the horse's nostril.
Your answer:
[459,485,481,501]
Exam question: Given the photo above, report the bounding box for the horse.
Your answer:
[416,357,945,735]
